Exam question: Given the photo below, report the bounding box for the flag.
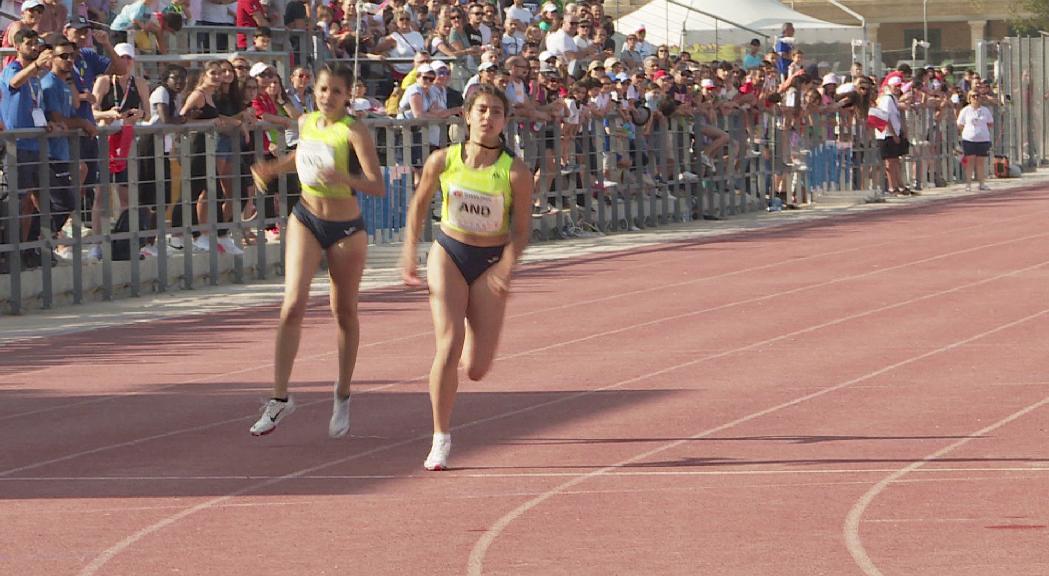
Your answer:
[866,106,889,131]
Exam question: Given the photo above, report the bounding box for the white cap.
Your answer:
[886,75,903,87]
[114,43,135,59]
[351,98,372,112]
[700,78,715,89]
[542,2,558,12]
[431,60,448,71]
[539,50,556,62]
[821,73,838,86]
[478,61,497,72]
[835,82,855,95]
[417,63,433,75]
[22,0,43,10]
[249,62,273,78]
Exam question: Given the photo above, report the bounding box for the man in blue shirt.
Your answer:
[42,40,99,235]
[774,22,794,80]
[1,28,53,263]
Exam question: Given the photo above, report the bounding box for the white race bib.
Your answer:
[32,108,46,128]
[446,186,504,234]
[296,139,336,188]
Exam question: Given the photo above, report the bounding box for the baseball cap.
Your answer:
[614,72,629,83]
[114,43,135,58]
[431,60,448,71]
[417,63,434,75]
[22,0,43,11]
[587,60,605,71]
[652,70,668,81]
[636,26,646,33]
[65,16,91,29]
[351,98,372,112]
[821,73,838,86]
[478,61,497,72]
[603,57,621,69]
[249,62,274,78]
[700,78,716,89]
[539,64,559,75]
[539,50,556,62]
[886,74,903,87]
[542,2,558,13]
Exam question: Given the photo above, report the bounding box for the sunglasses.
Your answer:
[449,15,460,20]
[421,75,435,81]
[55,52,74,60]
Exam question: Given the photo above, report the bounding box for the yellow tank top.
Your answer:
[439,143,514,236]
[295,112,356,199]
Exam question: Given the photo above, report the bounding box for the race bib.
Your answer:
[296,139,336,188]
[32,108,46,128]
[446,186,504,234]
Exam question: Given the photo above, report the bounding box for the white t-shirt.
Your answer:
[545,29,578,62]
[504,4,532,24]
[389,31,426,73]
[874,93,901,141]
[957,105,992,142]
[148,86,181,152]
[501,32,525,57]
[398,83,432,119]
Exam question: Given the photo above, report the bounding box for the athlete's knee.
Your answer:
[279,298,309,326]
[331,302,359,331]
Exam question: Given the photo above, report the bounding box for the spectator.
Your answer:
[110,0,183,53]
[870,73,907,195]
[774,22,794,79]
[742,39,763,70]
[619,33,642,73]
[196,0,236,52]
[2,0,45,67]
[0,29,52,268]
[37,0,67,36]
[247,26,272,51]
[635,26,655,58]
[235,0,269,50]
[505,0,534,26]
[374,9,426,80]
[500,16,525,57]
[285,66,315,147]
[957,90,993,191]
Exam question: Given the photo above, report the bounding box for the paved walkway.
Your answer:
[4,172,1046,344]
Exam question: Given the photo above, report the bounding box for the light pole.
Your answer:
[923,0,929,61]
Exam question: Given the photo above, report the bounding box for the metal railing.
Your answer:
[0,99,1008,314]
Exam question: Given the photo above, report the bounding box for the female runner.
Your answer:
[248,65,385,438]
[401,85,533,470]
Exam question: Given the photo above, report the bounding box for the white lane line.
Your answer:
[6,467,1049,482]
[465,288,1049,576]
[9,227,1045,479]
[1,204,1040,419]
[77,259,1049,576]
[843,394,1049,576]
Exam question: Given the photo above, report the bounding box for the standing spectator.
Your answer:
[374,9,426,80]
[619,33,642,73]
[236,0,268,50]
[505,0,533,26]
[500,17,525,57]
[37,0,67,36]
[247,26,272,51]
[869,73,906,195]
[3,1,44,67]
[545,13,585,76]
[196,0,236,52]
[742,39,762,70]
[635,26,655,58]
[594,23,614,53]
[1,29,53,269]
[957,90,993,191]
[285,66,315,148]
[774,22,794,79]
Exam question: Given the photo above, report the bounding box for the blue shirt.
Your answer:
[1,60,44,151]
[41,72,74,161]
[74,48,111,121]
[774,38,792,78]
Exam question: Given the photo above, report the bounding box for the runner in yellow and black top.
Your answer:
[401,85,533,471]
[248,65,385,439]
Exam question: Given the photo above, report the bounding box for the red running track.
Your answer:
[2,188,1049,576]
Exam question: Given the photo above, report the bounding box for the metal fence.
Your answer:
[0,97,1005,314]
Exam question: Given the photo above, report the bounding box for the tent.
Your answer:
[613,0,862,49]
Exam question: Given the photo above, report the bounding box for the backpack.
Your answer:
[110,207,151,261]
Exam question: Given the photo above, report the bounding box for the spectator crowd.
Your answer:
[0,0,1002,270]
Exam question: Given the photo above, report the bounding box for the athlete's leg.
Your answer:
[462,266,510,382]
[273,215,325,398]
[325,230,368,398]
[426,242,470,434]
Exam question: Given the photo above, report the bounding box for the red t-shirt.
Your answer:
[235,0,264,49]
[252,92,278,149]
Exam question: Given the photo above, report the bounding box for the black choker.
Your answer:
[470,140,502,150]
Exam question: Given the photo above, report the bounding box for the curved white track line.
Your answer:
[465,274,1049,576]
[843,393,1049,576]
[81,258,1049,576]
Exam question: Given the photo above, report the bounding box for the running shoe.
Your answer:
[250,397,296,436]
[216,236,245,256]
[978,183,991,191]
[329,392,351,438]
[424,434,451,471]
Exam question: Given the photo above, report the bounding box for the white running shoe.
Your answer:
[329,392,351,438]
[978,183,991,191]
[139,244,158,258]
[216,236,245,256]
[250,397,295,436]
[424,433,452,471]
[678,171,700,183]
[168,235,184,250]
[192,235,212,253]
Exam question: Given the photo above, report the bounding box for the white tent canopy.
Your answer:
[614,0,862,49]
